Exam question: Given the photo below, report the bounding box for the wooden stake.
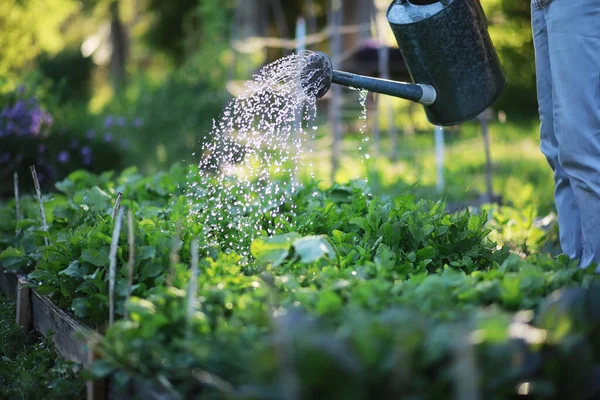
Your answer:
[112,192,123,219]
[30,166,48,246]
[167,220,182,286]
[186,239,199,338]
[328,0,343,184]
[109,208,124,326]
[86,349,108,400]
[124,209,134,319]
[14,172,21,235]
[479,109,494,203]
[16,277,31,330]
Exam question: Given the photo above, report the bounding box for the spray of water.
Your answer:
[186,51,329,259]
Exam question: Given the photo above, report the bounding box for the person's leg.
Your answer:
[532,5,583,260]
[545,0,600,268]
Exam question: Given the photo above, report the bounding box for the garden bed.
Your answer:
[1,165,600,399]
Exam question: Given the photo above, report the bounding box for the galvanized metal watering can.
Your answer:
[302,0,506,126]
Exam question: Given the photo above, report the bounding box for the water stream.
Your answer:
[187,51,330,258]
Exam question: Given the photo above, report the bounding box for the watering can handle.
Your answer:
[394,0,488,28]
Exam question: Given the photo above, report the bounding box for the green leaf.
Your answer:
[349,217,370,234]
[315,290,343,314]
[251,233,300,266]
[293,236,336,264]
[81,248,109,267]
[416,246,436,260]
[141,263,163,279]
[374,244,396,270]
[137,246,156,261]
[71,297,90,318]
[86,186,113,212]
[330,187,353,203]
[59,261,82,278]
[0,247,27,271]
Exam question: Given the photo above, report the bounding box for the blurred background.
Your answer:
[0,0,548,217]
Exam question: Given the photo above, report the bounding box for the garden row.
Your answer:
[1,164,600,399]
[0,291,85,399]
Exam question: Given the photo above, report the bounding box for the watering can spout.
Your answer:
[301,0,506,126]
[301,52,437,105]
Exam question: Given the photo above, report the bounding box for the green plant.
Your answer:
[0,295,85,399]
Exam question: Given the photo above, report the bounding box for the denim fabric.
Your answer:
[532,0,600,269]
[532,0,552,10]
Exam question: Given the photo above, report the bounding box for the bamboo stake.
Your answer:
[14,172,21,235]
[167,220,182,286]
[30,166,48,246]
[109,208,124,326]
[124,209,135,319]
[112,192,123,219]
[186,239,199,338]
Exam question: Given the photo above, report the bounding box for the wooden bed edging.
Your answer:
[1,269,179,400]
[0,269,108,399]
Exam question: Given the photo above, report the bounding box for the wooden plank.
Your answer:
[30,290,91,365]
[16,277,31,330]
[87,349,108,400]
[0,269,18,300]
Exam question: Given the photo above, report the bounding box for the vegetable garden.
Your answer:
[1,162,600,399]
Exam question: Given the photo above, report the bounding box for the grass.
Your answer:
[299,114,555,216]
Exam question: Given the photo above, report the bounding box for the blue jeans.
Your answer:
[531,0,600,268]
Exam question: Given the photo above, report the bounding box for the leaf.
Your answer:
[71,297,90,318]
[59,261,82,278]
[374,244,396,270]
[293,236,336,264]
[251,233,300,266]
[86,186,113,212]
[0,247,27,271]
[315,290,343,314]
[137,246,156,262]
[141,263,163,279]
[330,187,353,203]
[416,246,436,260]
[81,248,109,267]
[349,217,370,234]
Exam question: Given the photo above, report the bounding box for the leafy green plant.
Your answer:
[0,165,597,399]
[0,295,85,399]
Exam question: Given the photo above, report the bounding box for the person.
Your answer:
[531,0,600,269]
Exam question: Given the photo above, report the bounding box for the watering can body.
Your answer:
[387,0,506,126]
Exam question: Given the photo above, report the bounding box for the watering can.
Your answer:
[301,0,506,126]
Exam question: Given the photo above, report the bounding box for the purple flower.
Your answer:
[38,144,47,154]
[16,85,25,95]
[104,115,114,129]
[133,117,144,128]
[86,130,95,140]
[11,100,26,120]
[70,139,79,149]
[117,117,125,127]
[43,112,53,126]
[80,146,92,166]
[58,151,70,164]
[6,121,17,135]
[103,133,113,142]
[0,153,10,164]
